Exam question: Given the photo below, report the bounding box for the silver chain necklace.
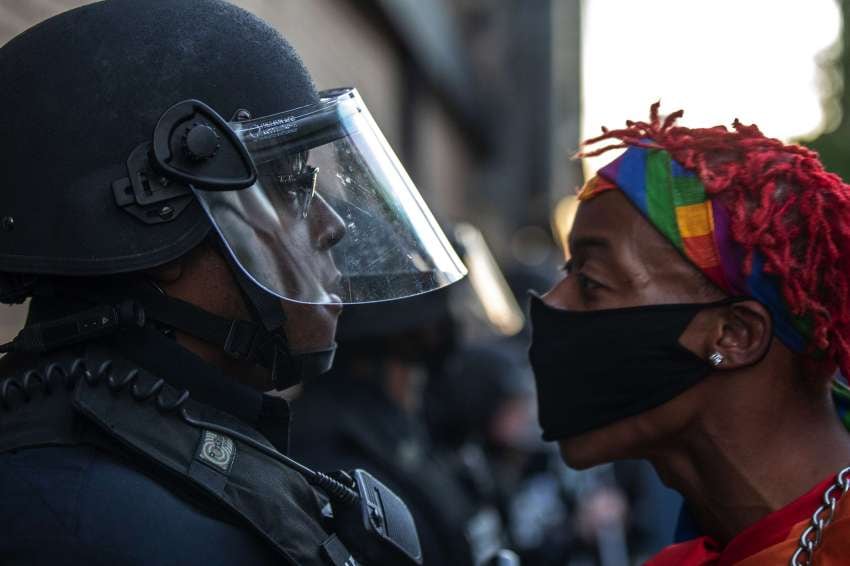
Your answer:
[790,466,850,566]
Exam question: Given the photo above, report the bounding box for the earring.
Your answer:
[709,352,725,367]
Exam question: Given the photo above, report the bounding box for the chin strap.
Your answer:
[217,239,339,389]
[6,283,335,390]
[130,285,336,390]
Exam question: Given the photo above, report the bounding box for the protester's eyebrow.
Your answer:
[568,235,612,257]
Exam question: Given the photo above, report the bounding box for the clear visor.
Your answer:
[193,88,466,305]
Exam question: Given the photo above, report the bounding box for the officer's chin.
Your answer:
[279,298,342,355]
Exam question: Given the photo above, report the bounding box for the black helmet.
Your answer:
[0,0,317,275]
[0,0,466,387]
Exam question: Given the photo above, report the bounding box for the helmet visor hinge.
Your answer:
[151,99,257,191]
[112,142,193,225]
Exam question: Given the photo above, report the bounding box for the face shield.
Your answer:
[191,87,466,305]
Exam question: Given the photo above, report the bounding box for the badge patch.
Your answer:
[196,430,236,473]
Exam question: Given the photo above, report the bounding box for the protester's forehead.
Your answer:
[570,190,710,293]
[570,190,669,257]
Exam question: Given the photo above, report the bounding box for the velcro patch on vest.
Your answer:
[196,430,236,474]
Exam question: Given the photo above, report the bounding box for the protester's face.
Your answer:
[542,190,723,468]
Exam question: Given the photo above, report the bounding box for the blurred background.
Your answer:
[1,0,848,564]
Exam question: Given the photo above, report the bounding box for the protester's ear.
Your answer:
[680,300,771,369]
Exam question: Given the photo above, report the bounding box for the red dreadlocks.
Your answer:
[580,102,850,379]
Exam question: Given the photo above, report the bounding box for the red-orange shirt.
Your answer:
[646,475,850,565]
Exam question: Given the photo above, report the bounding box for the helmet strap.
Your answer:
[214,238,337,388]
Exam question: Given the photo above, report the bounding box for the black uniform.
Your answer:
[291,372,500,566]
[0,299,355,565]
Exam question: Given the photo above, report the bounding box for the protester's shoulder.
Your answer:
[0,444,279,565]
[816,497,850,563]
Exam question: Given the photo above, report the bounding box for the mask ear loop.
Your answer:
[527,289,545,301]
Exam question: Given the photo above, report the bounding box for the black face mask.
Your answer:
[528,294,739,441]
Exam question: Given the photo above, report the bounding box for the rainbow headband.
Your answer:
[578,145,812,353]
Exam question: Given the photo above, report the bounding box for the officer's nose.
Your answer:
[309,194,346,251]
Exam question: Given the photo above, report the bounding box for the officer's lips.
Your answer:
[325,293,343,314]
[323,271,344,307]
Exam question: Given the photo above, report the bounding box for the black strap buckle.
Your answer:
[1,301,145,354]
[112,142,193,225]
[222,320,262,360]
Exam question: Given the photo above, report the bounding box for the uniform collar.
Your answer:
[108,325,292,452]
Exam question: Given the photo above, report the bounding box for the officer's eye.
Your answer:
[282,186,301,201]
[276,180,314,219]
[275,175,302,197]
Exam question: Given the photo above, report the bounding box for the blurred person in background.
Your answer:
[426,342,537,514]
[426,341,571,565]
[431,324,667,566]
[291,226,526,565]
[0,0,467,564]
[289,287,487,566]
[530,103,850,565]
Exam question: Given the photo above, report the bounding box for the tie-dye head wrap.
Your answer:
[577,104,850,379]
[578,146,810,354]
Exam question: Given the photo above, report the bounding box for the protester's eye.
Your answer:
[563,259,602,293]
[576,272,602,292]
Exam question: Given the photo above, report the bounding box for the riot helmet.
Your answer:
[0,0,465,388]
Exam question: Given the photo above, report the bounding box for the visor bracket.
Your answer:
[112,142,193,225]
[152,99,257,191]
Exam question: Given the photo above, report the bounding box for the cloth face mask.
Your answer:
[528,294,738,441]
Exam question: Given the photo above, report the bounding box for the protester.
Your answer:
[530,103,850,564]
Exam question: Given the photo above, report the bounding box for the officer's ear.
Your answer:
[687,300,772,369]
[144,257,184,284]
[144,239,222,285]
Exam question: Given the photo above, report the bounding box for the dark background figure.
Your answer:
[424,341,572,565]
[425,324,640,566]
[290,286,493,565]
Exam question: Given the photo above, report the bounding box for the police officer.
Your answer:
[0,1,465,565]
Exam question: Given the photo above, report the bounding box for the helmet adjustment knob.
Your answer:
[152,100,257,191]
[182,122,220,161]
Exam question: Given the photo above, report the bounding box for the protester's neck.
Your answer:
[651,372,850,545]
